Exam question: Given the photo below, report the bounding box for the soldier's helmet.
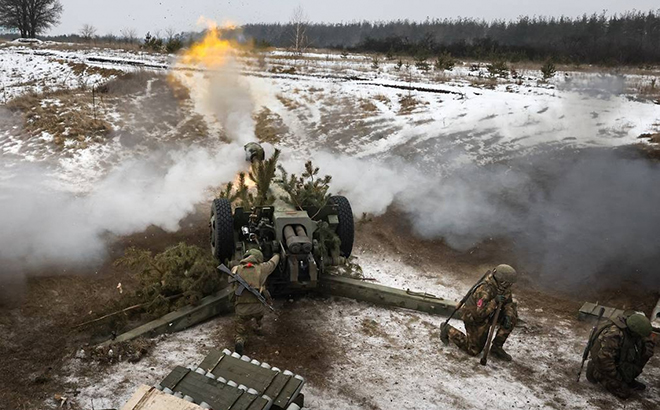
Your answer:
[626,313,652,338]
[493,264,518,285]
[243,249,264,264]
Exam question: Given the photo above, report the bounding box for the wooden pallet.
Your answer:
[198,349,304,409]
[122,385,203,410]
[578,302,625,323]
[160,366,272,410]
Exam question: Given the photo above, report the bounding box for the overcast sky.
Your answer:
[53,1,660,36]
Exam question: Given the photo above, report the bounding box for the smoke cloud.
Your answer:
[0,144,245,270]
[313,148,660,288]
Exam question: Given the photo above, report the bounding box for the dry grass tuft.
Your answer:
[276,94,300,110]
[373,94,390,104]
[61,60,124,78]
[398,94,422,115]
[254,107,287,144]
[468,76,498,89]
[639,132,660,144]
[7,89,112,149]
[360,99,379,113]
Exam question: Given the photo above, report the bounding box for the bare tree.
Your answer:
[289,5,309,54]
[164,27,176,41]
[0,0,63,38]
[79,24,97,42]
[120,27,137,44]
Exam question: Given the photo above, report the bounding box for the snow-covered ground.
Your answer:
[1,44,659,409]
[65,247,660,410]
[2,43,659,186]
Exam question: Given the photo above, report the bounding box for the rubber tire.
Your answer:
[330,195,354,257]
[210,198,234,262]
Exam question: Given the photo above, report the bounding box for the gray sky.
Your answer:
[53,1,660,36]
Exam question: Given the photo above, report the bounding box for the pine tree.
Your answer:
[249,149,280,206]
[114,243,222,315]
[278,160,332,210]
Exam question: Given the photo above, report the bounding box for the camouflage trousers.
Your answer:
[586,361,633,399]
[234,303,266,345]
[447,316,517,356]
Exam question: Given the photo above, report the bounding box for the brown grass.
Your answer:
[373,94,390,104]
[59,60,124,78]
[276,94,300,110]
[398,94,423,115]
[468,76,498,89]
[359,99,378,113]
[254,107,288,144]
[7,89,112,149]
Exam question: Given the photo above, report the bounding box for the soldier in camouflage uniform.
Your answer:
[231,249,280,355]
[586,312,655,399]
[440,264,518,361]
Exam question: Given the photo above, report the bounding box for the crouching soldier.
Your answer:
[231,249,280,355]
[440,264,518,361]
[586,312,655,399]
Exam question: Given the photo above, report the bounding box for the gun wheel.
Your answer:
[210,198,234,262]
[330,195,354,257]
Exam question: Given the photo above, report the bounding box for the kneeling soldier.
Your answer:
[586,312,655,399]
[441,264,518,361]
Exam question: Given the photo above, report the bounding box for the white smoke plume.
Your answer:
[309,149,660,289]
[0,144,245,270]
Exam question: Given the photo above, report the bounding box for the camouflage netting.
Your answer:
[114,243,225,316]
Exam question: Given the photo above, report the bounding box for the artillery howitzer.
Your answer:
[210,193,354,296]
[104,143,457,344]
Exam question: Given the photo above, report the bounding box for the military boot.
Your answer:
[440,323,450,345]
[490,345,512,361]
[629,380,646,391]
[235,341,244,355]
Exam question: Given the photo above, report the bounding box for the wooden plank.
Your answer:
[263,373,291,404]
[272,377,303,408]
[318,275,457,317]
[172,371,244,410]
[199,349,225,373]
[121,385,203,410]
[161,367,191,391]
[212,356,278,393]
[101,287,233,346]
[230,391,269,410]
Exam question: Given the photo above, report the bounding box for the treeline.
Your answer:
[242,10,660,65]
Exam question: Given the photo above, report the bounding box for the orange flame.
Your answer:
[180,18,242,68]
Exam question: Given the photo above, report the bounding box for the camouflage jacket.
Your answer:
[461,272,517,324]
[231,254,280,305]
[590,322,655,384]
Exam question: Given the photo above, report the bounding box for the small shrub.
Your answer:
[487,60,509,78]
[143,32,163,52]
[435,52,456,71]
[395,58,403,71]
[415,55,431,72]
[165,35,184,54]
[371,55,380,70]
[541,60,557,80]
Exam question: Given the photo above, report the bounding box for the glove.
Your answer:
[502,315,513,330]
[495,294,506,304]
